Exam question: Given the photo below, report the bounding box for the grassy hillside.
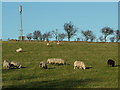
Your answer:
[2,41,118,88]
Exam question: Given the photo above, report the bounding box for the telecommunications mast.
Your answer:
[19,5,23,40]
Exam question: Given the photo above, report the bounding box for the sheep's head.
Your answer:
[4,60,8,63]
[19,65,22,68]
[82,67,86,69]
[19,48,22,50]
[4,60,6,62]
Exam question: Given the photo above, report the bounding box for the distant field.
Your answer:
[2,41,118,88]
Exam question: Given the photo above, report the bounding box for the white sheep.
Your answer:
[47,43,50,46]
[44,40,47,42]
[10,61,22,69]
[3,60,10,69]
[16,48,22,52]
[57,41,60,45]
[47,58,66,65]
[55,59,65,65]
[39,61,47,69]
[47,58,55,64]
[74,61,86,69]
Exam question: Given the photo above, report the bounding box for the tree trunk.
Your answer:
[86,38,88,41]
[56,36,58,41]
[68,33,70,41]
[104,35,107,42]
[68,38,70,41]
[116,36,119,42]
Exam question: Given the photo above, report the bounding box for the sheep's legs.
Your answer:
[74,66,76,69]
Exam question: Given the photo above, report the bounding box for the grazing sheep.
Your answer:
[44,40,47,42]
[74,61,86,69]
[47,43,50,46]
[107,59,115,67]
[47,58,55,64]
[10,61,22,69]
[16,48,22,52]
[3,60,10,69]
[57,41,60,45]
[39,61,47,69]
[47,58,66,65]
[55,59,66,65]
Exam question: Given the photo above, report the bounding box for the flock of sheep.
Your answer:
[3,58,86,70]
[3,47,23,69]
[3,60,22,69]
[3,42,116,70]
[39,58,86,70]
[46,41,60,46]
[3,44,87,70]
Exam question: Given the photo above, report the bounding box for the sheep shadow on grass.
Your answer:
[39,66,56,70]
[107,64,120,67]
[47,67,56,69]
[85,66,93,69]
[40,67,56,70]
[65,63,71,65]
[10,66,27,69]
[113,65,120,67]
[20,51,28,53]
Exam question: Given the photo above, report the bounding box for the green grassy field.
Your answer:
[2,41,118,88]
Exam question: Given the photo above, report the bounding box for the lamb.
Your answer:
[39,61,47,69]
[10,61,22,69]
[107,59,115,67]
[3,60,10,69]
[47,58,66,65]
[16,48,22,52]
[74,61,86,69]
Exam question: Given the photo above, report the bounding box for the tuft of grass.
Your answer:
[2,41,118,88]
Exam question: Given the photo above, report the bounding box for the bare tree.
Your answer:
[101,27,113,42]
[76,37,80,41]
[81,30,95,41]
[64,21,77,41]
[26,33,32,40]
[81,30,90,41]
[90,35,96,42]
[42,32,52,41]
[99,36,104,42]
[58,33,66,41]
[33,30,42,40]
[115,30,120,42]
[110,37,115,42]
[42,33,46,41]
[52,29,58,41]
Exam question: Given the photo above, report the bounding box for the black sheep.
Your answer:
[107,59,115,67]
